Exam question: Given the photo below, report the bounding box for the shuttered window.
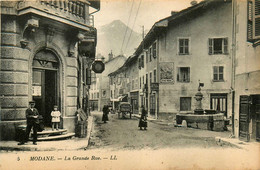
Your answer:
[152,42,157,58]
[248,0,260,40]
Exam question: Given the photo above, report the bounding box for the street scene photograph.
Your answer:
[0,0,259,169]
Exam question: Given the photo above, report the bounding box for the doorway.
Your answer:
[32,50,59,127]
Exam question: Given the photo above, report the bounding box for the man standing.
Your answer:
[18,101,39,145]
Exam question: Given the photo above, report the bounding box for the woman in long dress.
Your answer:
[138,106,147,130]
[102,105,109,123]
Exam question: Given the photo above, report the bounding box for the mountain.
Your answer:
[96,20,142,58]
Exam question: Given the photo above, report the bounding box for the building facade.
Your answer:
[233,0,260,142]
[0,1,99,140]
[109,55,139,114]
[92,54,126,111]
[135,0,233,120]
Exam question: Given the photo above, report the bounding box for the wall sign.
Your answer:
[32,86,41,96]
[160,62,174,83]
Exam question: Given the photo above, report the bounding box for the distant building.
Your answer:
[0,1,99,140]
[109,55,139,114]
[89,53,127,111]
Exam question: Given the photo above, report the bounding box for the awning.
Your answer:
[110,95,127,102]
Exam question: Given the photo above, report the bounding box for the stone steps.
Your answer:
[37,133,75,141]
[29,128,75,141]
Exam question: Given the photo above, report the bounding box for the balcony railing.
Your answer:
[17,0,94,27]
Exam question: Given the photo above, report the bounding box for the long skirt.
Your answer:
[138,119,147,128]
[102,114,108,122]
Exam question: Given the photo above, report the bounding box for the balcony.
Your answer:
[17,0,94,30]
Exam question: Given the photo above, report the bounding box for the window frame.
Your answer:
[208,37,228,55]
[178,37,190,55]
[177,67,190,83]
[213,66,224,82]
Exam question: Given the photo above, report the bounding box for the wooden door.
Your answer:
[239,95,250,142]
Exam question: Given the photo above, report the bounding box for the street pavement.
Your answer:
[87,111,237,150]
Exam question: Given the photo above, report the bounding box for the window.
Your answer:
[150,72,152,85]
[146,73,148,84]
[149,47,152,61]
[146,51,149,63]
[154,69,157,82]
[248,0,260,41]
[97,92,99,99]
[152,42,157,58]
[140,77,142,89]
[180,97,191,111]
[208,38,228,54]
[132,79,135,90]
[177,67,190,82]
[213,66,224,81]
[143,76,144,85]
[210,93,227,117]
[178,38,189,55]
[150,95,156,115]
[141,55,144,67]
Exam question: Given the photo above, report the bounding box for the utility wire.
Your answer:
[124,0,142,53]
[120,0,135,55]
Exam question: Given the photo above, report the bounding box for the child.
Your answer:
[51,105,61,131]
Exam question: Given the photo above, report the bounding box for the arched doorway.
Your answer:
[32,50,60,126]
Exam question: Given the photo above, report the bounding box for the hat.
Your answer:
[54,105,58,108]
[29,101,35,104]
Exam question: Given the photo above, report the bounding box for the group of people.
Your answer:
[18,101,62,145]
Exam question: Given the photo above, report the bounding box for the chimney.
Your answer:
[108,50,113,61]
[171,11,178,16]
[190,0,198,6]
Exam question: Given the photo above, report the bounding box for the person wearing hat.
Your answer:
[18,101,39,145]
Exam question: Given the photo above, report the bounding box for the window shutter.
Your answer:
[224,38,228,54]
[253,0,260,39]
[187,67,190,82]
[177,67,180,81]
[248,0,253,40]
[208,38,213,55]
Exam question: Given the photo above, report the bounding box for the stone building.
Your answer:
[109,55,139,114]
[0,0,100,140]
[135,0,233,120]
[232,0,260,142]
[91,54,126,111]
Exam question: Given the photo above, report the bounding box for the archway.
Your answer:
[32,50,60,126]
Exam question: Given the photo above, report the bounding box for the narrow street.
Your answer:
[87,112,236,150]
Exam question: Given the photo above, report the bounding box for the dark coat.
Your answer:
[138,108,147,128]
[102,106,109,122]
[26,108,39,124]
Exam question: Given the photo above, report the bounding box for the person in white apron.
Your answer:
[51,105,61,131]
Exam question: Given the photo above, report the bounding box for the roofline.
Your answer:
[134,0,230,56]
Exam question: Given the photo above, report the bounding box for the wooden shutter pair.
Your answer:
[248,0,260,41]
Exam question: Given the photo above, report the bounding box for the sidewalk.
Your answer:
[134,114,260,151]
[0,116,94,151]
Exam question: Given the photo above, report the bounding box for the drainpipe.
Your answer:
[231,0,237,136]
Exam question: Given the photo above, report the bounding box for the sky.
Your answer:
[93,0,197,34]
